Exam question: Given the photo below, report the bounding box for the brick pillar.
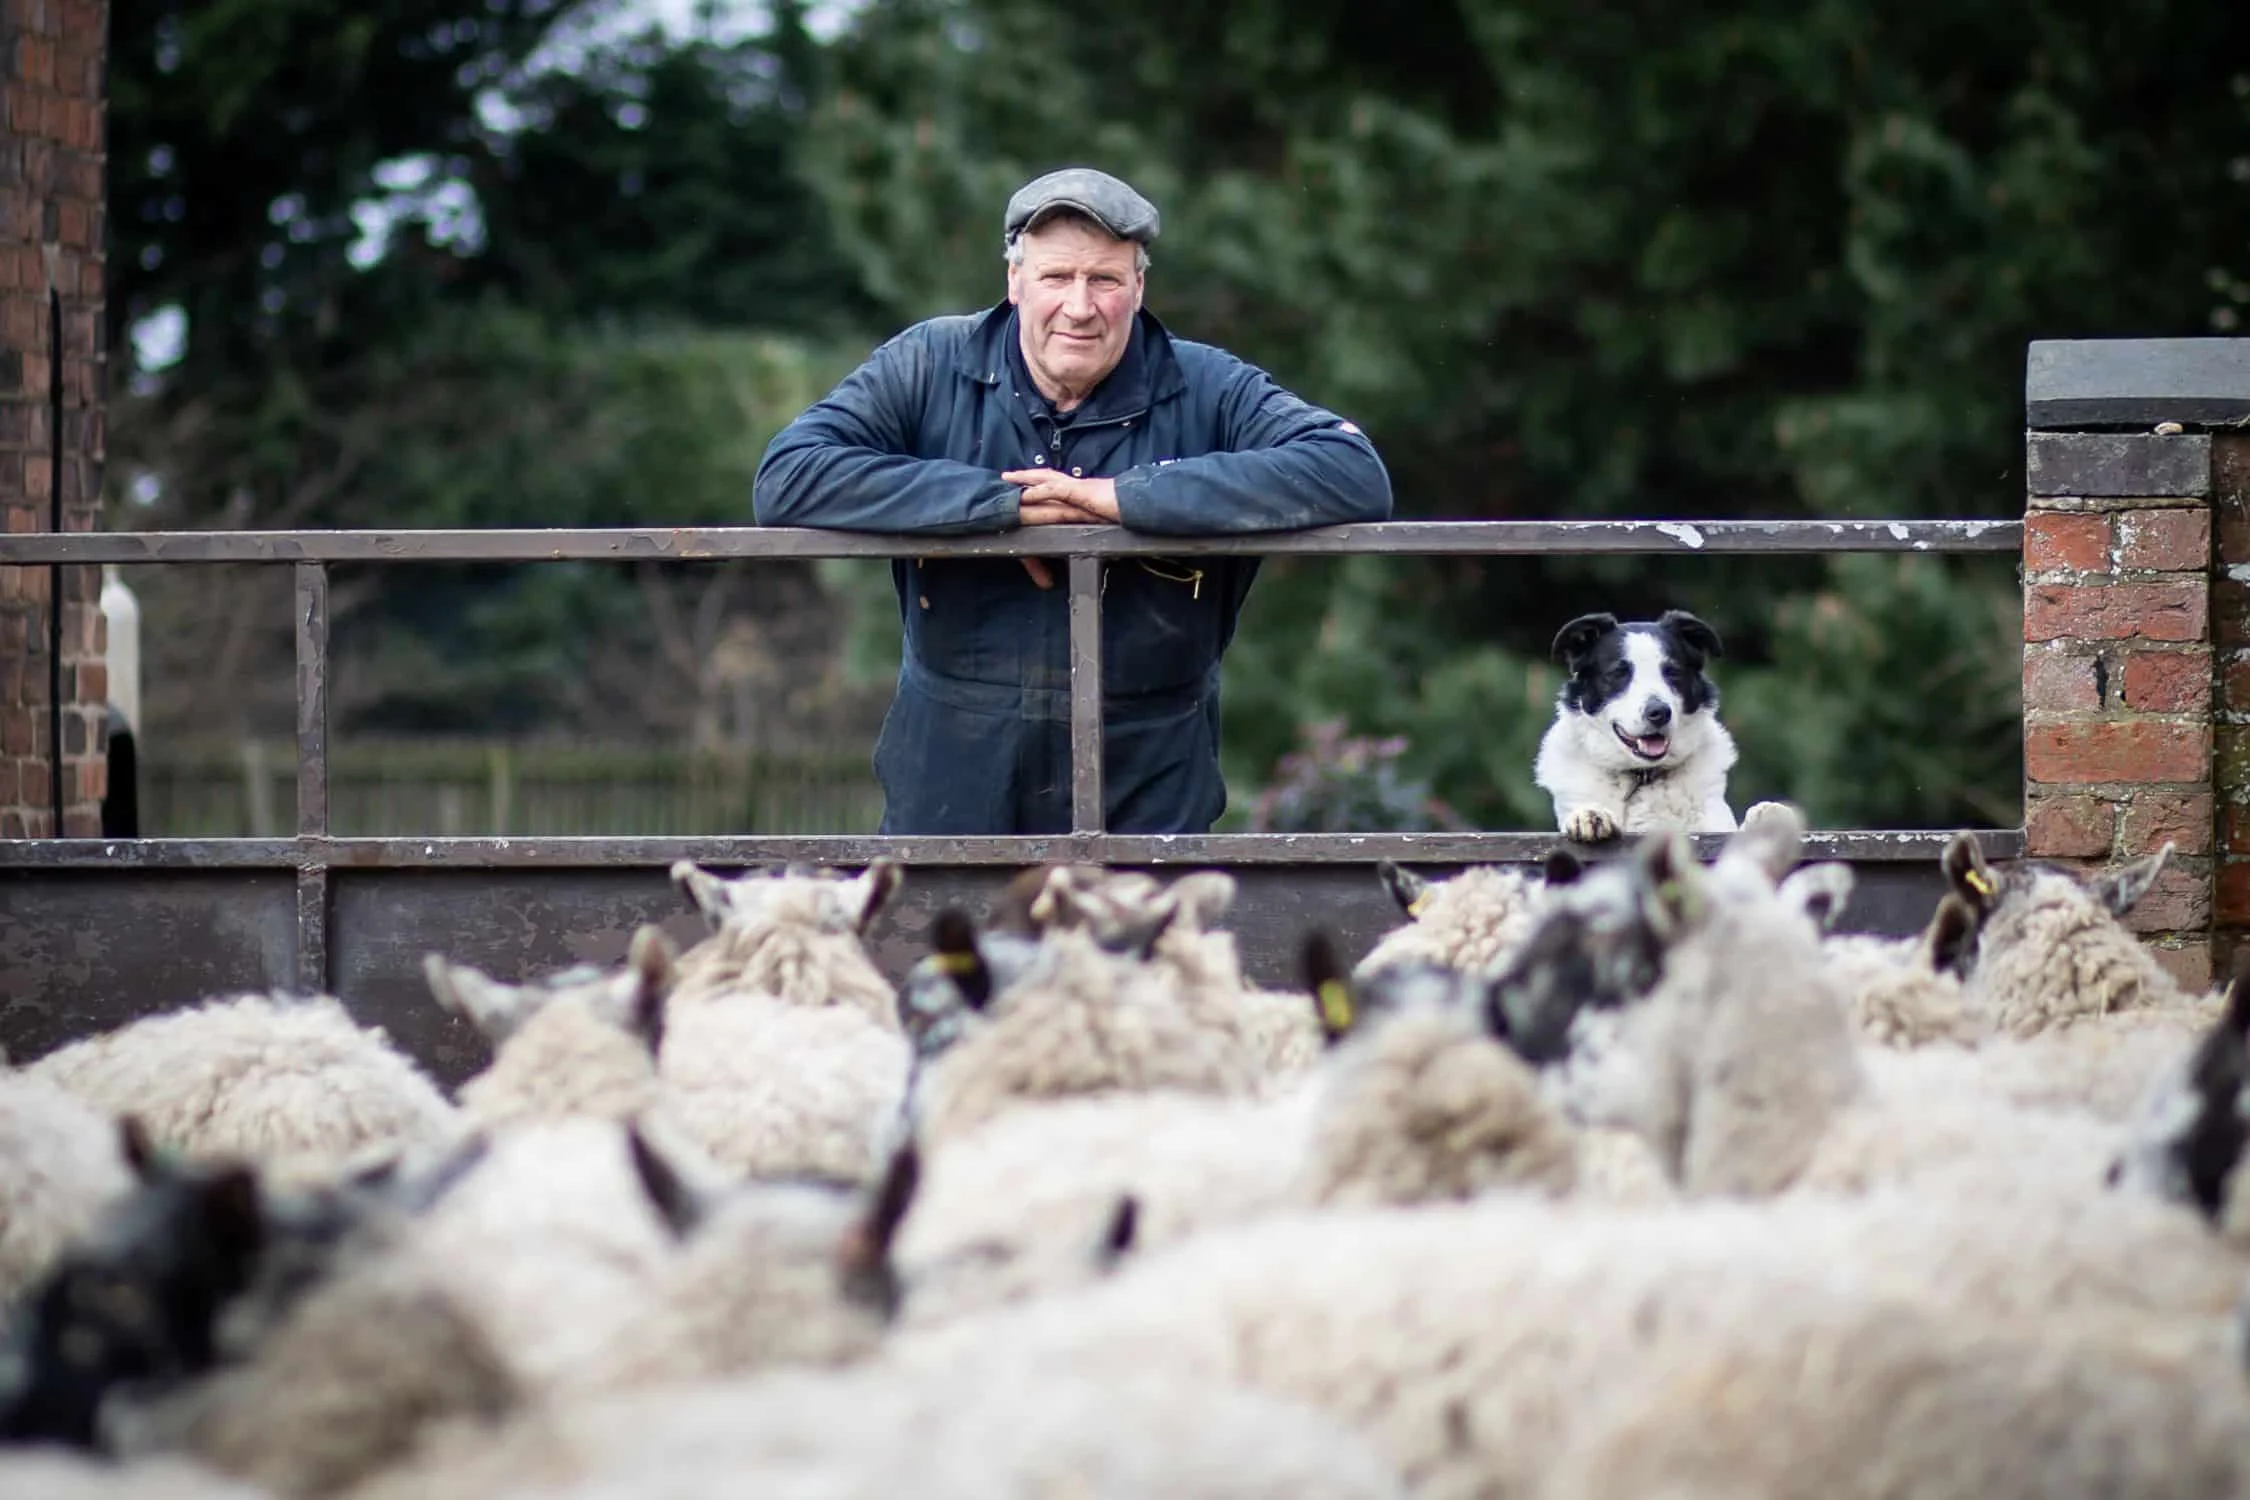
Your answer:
[2214,434,2250,976]
[0,0,108,838]
[2022,428,2215,992]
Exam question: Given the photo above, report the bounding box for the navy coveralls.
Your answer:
[753,301,1393,835]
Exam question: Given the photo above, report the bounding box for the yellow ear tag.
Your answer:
[1405,894,1430,918]
[1964,870,1996,898]
[1317,979,1356,1034]
[933,952,979,976]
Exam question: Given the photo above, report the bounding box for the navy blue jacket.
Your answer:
[754,300,1392,835]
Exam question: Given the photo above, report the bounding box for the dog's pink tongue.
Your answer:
[1635,734,1669,758]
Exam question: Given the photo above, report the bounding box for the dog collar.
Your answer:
[1625,765,1673,790]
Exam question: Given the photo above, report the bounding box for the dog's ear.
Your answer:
[1657,610,1724,661]
[1542,849,1584,888]
[1551,613,1619,669]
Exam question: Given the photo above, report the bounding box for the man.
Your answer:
[754,166,1393,835]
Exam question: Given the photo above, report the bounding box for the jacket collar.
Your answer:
[955,299,1188,415]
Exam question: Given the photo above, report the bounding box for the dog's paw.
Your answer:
[1562,806,1620,843]
[1742,800,1802,834]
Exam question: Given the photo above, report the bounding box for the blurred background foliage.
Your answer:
[106,0,2250,830]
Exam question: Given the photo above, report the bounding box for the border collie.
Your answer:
[1533,610,1741,843]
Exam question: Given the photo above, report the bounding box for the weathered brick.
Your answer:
[2120,648,2211,713]
[2024,580,2207,643]
[2225,806,2250,856]
[2022,649,2102,714]
[2120,790,2213,856]
[0,706,31,755]
[2025,792,2114,858]
[2143,940,2213,994]
[0,811,30,838]
[2025,720,2208,784]
[2118,866,2211,933]
[18,758,45,806]
[0,759,15,805]
[2116,508,2211,571]
[72,754,99,803]
[2024,512,2111,575]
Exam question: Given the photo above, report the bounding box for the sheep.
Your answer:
[1353,851,1583,981]
[1512,820,2150,1202]
[882,1172,2250,1500]
[0,1070,137,1306]
[1537,1282,2250,1500]
[893,944,1664,1330]
[0,1452,275,1500]
[907,920,1264,1146]
[340,1353,1409,1500]
[562,1124,917,1394]
[667,857,903,1024]
[1010,863,1328,1081]
[660,861,915,1182]
[1942,830,2199,1035]
[22,993,458,1181]
[2107,963,2250,1250]
[424,925,676,1131]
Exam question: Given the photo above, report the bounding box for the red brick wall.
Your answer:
[2022,434,2216,991]
[2212,435,2250,977]
[0,0,107,837]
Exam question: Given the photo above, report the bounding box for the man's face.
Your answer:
[1006,218,1144,405]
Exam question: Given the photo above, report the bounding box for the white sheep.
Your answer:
[341,1353,1409,1500]
[0,1069,136,1305]
[1537,1279,2250,1500]
[425,926,675,1131]
[1942,832,2199,1035]
[907,922,1264,1146]
[23,993,458,1182]
[1353,852,1582,981]
[0,1453,276,1500]
[668,858,903,1025]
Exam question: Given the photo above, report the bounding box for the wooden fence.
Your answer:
[137,739,884,838]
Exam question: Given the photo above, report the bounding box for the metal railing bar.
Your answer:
[1067,555,1105,833]
[293,562,330,993]
[0,829,2025,869]
[0,518,2024,566]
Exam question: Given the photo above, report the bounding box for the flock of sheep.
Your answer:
[0,801,2246,1500]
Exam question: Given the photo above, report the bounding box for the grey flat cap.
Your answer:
[1004,167,1161,246]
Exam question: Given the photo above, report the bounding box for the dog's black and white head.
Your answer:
[1551,611,1726,772]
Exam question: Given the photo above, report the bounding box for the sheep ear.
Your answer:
[1298,931,1356,1043]
[1095,1194,1138,1272]
[623,927,674,1056]
[1377,860,1430,917]
[2087,844,2172,919]
[991,866,1055,934]
[1942,832,1997,907]
[1729,801,1806,883]
[929,909,993,1011]
[119,1114,161,1181]
[838,1137,920,1320]
[402,1131,492,1214]
[1166,871,1237,927]
[1924,893,1980,977]
[1551,612,1619,668]
[670,861,734,930]
[1541,850,1584,888]
[1636,832,1704,938]
[1780,863,1854,933]
[1101,899,1179,961]
[423,954,529,1043]
[844,859,903,932]
[626,1122,704,1241]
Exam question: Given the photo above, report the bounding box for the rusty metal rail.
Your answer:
[0,519,2027,1019]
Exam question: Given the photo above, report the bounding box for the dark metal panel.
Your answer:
[1068,555,1104,833]
[2,859,1956,1087]
[0,828,2027,870]
[2024,431,2213,497]
[2026,338,2250,431]
[0,871,298,1063]
[0,519,2024,567]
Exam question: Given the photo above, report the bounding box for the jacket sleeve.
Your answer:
[752,328,1022,535]
[1111,356,1393,536]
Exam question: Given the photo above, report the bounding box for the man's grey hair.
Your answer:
[1004,211,1151,273]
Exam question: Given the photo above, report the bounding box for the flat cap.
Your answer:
[1003,167,1161,246]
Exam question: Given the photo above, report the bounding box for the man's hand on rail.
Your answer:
[1007,468,1119,589]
